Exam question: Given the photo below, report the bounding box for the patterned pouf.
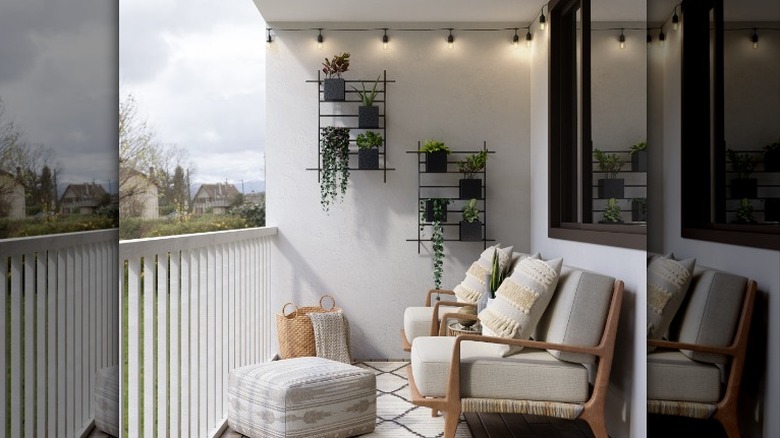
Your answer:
[227,357,376,438]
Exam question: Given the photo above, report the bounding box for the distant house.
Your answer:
[0,169,26,219]
[192,182,240,215]
[59,183,108,215]
[119,168,159,219]
[244,191,265,206]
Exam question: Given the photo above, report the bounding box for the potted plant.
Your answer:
[320,126,351,211]
[352,74,381,128]
[457,150,487,199]
[632,197,647,222]
[593,148,624,199]
[431,199,447,290]
[355,131,383,170]
[726,149,757,199]
[459,198,482,241]
[630,140,647,172]
[420,139,450,173]
[763,139,780,172]
[421,197,449,223]
[321,52,350,101]
[599,198,624,224]
[734,198,756,224]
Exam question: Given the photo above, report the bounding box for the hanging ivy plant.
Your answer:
[431,198,447,290]
[320,126,351,211]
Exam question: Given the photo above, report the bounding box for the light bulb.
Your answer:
[447,32,454,50]
[266,30,272,48]
[382,32,389,50]
[526,30,532,48]
[317,31,323,49]
[659,31,665,47]
[672,12,679,31]
[512,31,519,48]
[752,30,759,49]
[539,10,546,31]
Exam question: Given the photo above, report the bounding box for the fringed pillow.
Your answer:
[647,255,696,351]
[453,244,513,304]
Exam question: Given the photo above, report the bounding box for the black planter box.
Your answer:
[425,151,448,173]
[358,148,379,170]
[765,198,780,222]
[358,106,379,129]
[765,149,780,172]
[459,221,482,241]
[424,200,448,222]
[459,179,482,200]
[323,78,345,101]
[597,179,624,199]
[632,199,647,222]
[731,178,757,199]
[631,150,647,172]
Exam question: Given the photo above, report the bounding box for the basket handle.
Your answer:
[320,295,336,311]
[282,303,298,319]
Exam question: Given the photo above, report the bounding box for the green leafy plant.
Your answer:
[462,198,480,223]
[735,198,756,224]
[431,198,448,290]
[629,140,647,155]
[321,52,350,78]
[763,139,780,152]
[351,74,382,106]
[419,139,451,154]
[320,126,351,211]
[593,148,624,179]
[488,248,509,298]
[726,149,755,179]
[458,150,488,179]
[419,198,449,229]
[600,198,624,224]
[355,131,384,150]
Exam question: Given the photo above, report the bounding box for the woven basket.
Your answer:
[275,295,340,359]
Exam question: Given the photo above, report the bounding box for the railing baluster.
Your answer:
[36,252,47,436]
[1,255,8,434]
[24,253,35,438]
[47,250,57,438]
[199,247,208,435]
[213,245,222,421]
[143,255,155,438]
[180,250,190,437]
[74,247,83,431]
[157,251,169,437]
[127,257,141,437]
[10,255,22,437]
[57,250,67,437]
[169,250,180,437]
[190,249,199,436]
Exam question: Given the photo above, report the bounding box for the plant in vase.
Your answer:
[629,140,647,172]
[599,198,624,224]
[726,149,757,199]
[431,199,447,290]
[763,139,780,172]
[459,198,482,241]
[594,148,624,199]
[457,150,487,199]
[734,198,757,224]
[352,74,381,128]
[321,52,350,101]
[419,139,451,173]
[320,126,351,212]
[355,131,383,170]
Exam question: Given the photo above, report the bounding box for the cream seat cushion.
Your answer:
[410,336,589,402]
[647,349,722,403]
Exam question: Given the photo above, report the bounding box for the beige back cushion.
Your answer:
[535,266,615,364]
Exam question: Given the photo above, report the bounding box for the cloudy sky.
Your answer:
[120,0,268,193]
[0,0,117,191]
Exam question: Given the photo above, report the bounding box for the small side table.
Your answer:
[446,321,482,336]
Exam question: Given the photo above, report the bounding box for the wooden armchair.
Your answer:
[647,269,757,438]
[407,266,624,438]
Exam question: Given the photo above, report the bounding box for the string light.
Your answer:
[539,7,546,31]
[526,29,533,48]
[317,29,324,49]
[513,28,520,48]
[659,30,666,47]
[266,28,272,48]
[672,7,680,31]
[752,28,759,49]
[382,29,389,50]
[619,29,625,49]
[447,29,454,50]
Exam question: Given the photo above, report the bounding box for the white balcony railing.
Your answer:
[120,226,277,438]
[1,229,119,437]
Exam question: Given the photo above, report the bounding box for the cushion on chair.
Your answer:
[403,305,459,343]
[479,256,564,356]
[647,255,696,350]
[647,349,722,403]
[675,268,747,364]
[453,244,514,303]
[411,336,589,402]
[534,266,615,364]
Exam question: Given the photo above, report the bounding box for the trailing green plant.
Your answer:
[462,198,480,223]
[735,198,756,224]
[629,140,647,155]
[321,52,350,78]
[600,198,624,224]
[351,74,382,106]
[593,148,623,179]
[355,131,384,149]
[726,148,755,179]
[458,150,488,179]
[320,126,351,211]
[488,248,509,298]
[419,139,451,154]
[419,198,449,229]
[431,198,448,290]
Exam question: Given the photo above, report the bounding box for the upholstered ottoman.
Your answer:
[227,357,376,438]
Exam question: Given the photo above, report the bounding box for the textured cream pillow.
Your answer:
[453,244,513,303]
[647,255,696,348]
[478,256,563,356]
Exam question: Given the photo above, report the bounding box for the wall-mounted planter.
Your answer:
[632,198,647,222]
[764,149,780,172]
[459,221,482,241]
[459,179,482,200]
[631,150,647,172]
[425,151,448,173]
[731,178,757,199]
[597,179,624,199]
[323,78,346,101]
[765,198,780,222]
[424,199,448,222]
[358,148,379,170]
[358,106,379,129]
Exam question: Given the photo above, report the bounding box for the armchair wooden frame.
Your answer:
[647,280,757,438]
[407,280,624,438]
[400,289,477,352]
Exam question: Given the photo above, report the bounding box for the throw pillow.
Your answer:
[478,256,564,357]
[453,244,513,303]
[647,255,696,350]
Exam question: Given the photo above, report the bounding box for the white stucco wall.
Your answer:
[265,23,532,360]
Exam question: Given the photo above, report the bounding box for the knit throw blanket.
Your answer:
[308,311,352,364]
